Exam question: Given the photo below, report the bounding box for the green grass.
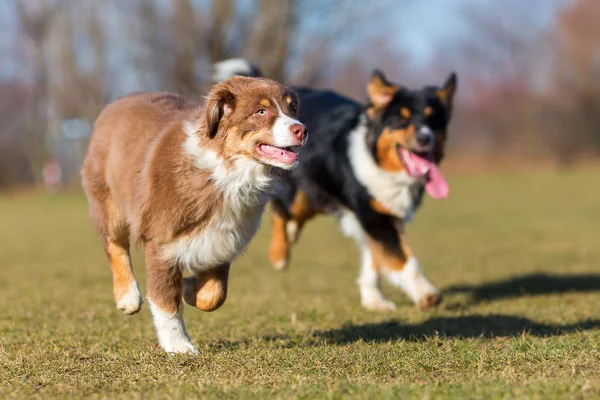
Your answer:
[1,169,599,399]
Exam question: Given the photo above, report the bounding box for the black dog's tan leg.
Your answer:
[268,191,319,270]
[369,235,442,310]
[183,264,230,312]
[145,241,197,354]
[268,205,291,270]
[286,191,319,243]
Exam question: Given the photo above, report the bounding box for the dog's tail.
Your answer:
[211,58,264,83]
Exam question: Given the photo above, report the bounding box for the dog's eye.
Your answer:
[424,106,433,118]
[255,109,267,116]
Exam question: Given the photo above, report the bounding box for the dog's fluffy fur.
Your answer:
[81,76,306,353]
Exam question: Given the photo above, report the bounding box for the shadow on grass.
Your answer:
[207,315,600,350]
[445,273,600,305]
[313,315,600,344]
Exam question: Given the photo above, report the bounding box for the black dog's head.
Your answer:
[365,70,457,198]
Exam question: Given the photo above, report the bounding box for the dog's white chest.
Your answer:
[348,124,422,220]
[167,132,273,270]
[164,195,267,270]
[370,174,419,219]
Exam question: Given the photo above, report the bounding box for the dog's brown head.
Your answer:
[202,76,307,170]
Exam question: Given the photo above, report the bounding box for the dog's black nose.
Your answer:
[417,134,432,147]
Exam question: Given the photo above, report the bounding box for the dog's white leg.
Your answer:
[148,300,198,354]
[339,210,396,311]
[383,256,442,310]
[285,220,299,243]
[357,243,397,311]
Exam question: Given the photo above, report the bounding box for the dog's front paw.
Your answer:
[271,258,288,271]
[115,282,143,315]
[417,292,442,311]
[268,239,289,271]
[163,340,199,355]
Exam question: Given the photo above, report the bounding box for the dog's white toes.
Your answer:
[149,300,198,355]
[165,341,199,355]
[116,282,143,315]
[272,259,288,271]
[362,299,397,312]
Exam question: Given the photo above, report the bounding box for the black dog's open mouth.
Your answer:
[396,145,433,178]
[395,145,449,199]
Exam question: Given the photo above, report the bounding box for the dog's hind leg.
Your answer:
[104,235,143,315]
[268,205,290,271]
[285,190,318,244]
[145,241,197,354]
[268,191,319,270]
[82,174,142,315]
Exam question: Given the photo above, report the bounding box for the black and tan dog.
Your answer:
[214,59,457,311]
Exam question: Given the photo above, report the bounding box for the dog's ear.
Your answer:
[368,69,398,109]
[436,72,457,107]
[286,89,300,116]
[205,85,236,138]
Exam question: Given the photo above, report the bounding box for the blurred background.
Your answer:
[0,0,597,191]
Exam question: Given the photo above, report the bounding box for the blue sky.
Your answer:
[389,0,568,67]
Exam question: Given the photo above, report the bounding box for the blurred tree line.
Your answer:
[445,0,600,167]
[0,0,598,189]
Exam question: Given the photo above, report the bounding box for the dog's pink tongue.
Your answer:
[259,144,297,164]
[425,163,449,199]
[402,150,449,199]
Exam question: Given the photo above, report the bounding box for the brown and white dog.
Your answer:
[81,76,307,353]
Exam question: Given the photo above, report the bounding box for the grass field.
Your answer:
[1,168,599,399]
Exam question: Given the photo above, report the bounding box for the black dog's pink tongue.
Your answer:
[401,150,449,199]
[425,163,449,199]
